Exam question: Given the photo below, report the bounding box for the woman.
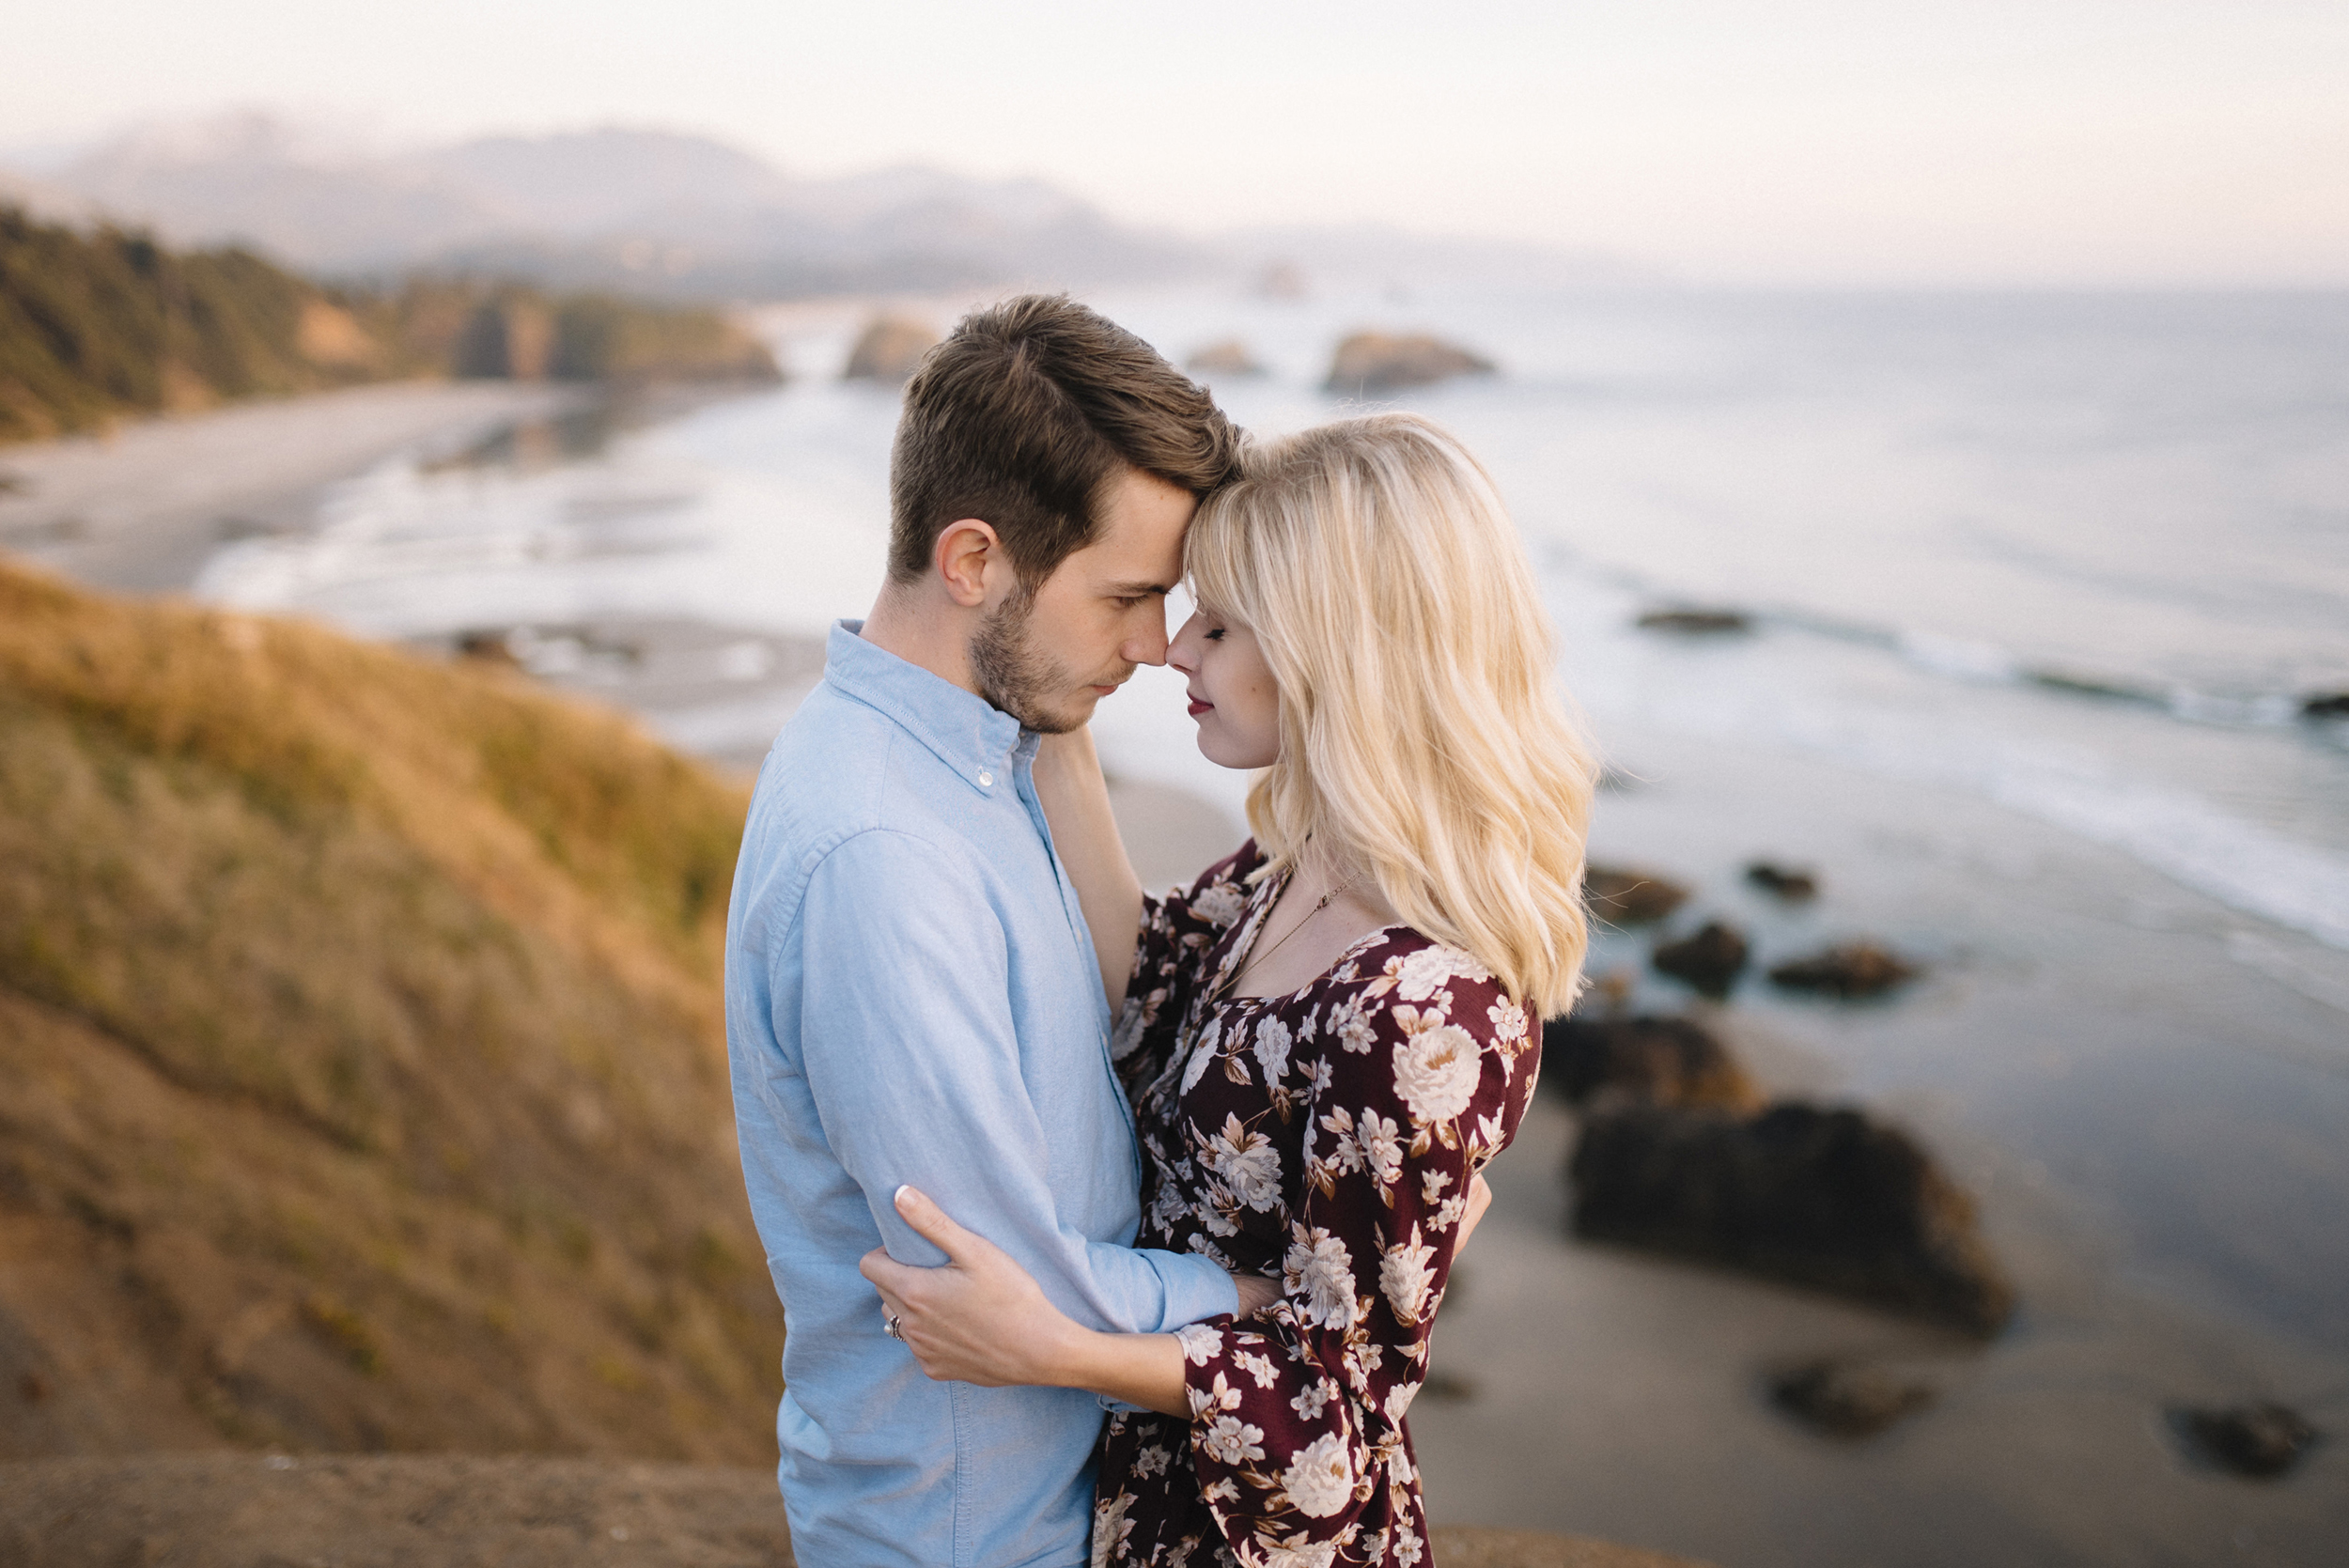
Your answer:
[864,413,1595,1567]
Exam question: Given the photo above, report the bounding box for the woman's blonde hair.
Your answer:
[1186,412,1595,1017]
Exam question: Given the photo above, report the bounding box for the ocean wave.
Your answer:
[1639,679,2349,955]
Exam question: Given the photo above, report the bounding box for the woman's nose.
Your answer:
[1165,614,1205,673]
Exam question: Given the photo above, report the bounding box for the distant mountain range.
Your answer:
[2,111,1650,301]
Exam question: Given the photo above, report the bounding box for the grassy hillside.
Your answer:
[0,557,784,1462]
[0,208,781,444]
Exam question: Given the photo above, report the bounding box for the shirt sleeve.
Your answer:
[1174,948,1539,1558]
[789,828,1237,1335]
[1112,840,1262,1094]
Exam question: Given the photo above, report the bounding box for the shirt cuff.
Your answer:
[1146,1250,1241,1334]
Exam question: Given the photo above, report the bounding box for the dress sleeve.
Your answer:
[1111,840,1262,1091]
[1174,945,1540,1561]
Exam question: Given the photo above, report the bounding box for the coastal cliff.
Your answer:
[0,208,779,443]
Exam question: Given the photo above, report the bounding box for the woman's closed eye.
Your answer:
[1203,627,1227,642]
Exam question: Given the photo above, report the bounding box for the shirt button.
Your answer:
[977,770,994,786]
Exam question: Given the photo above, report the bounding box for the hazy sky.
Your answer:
[10,0,2346,286]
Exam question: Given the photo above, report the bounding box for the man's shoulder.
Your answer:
[737,681,977,896]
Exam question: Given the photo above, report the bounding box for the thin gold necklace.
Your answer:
[1215,865,1353,1002]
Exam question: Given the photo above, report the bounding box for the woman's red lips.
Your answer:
[1187,698,1213,717]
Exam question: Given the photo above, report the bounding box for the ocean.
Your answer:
[193,283,2349,1561]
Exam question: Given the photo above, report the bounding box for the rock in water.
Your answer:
[2302,691,2349,720]
[1766,1358,1937,1438]
[1539,1014,1759,1111]
[2171,1403,2322,1478]
[842,316,940,382]
[1651,921,1750,999]
[1584,864,1689,925]
[1635,608,1750,635]
[1744,862,1818,901]
[1567,1101,2016,1335]
[1768,941,1919,999]
[1186,338,1264,377]
[1323,332,1496,395]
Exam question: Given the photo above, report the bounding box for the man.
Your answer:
[725,295,1258,1567]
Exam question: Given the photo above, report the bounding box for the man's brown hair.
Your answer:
[886,295,1240,587]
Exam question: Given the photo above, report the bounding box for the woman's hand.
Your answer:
[861,1186,1087,1389]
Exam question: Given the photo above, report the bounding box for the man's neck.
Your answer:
[860,582,980,699]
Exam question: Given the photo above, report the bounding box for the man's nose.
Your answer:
[1125,606,1171,667]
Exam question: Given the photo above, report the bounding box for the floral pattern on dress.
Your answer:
[1095,843,1541,1568]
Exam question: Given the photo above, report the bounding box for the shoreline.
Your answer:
[0,380,595,595]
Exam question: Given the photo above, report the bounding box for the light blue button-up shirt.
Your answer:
[725,620,1237,1568]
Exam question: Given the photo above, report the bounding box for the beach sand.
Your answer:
[1403,722,2349,1568]
[0,380,587,594]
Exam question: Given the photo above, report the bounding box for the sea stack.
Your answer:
[1323,332,1496,396]
[843,316,941,383]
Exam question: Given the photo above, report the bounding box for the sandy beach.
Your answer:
[0,380,587,594]
[4,374,2343,1567]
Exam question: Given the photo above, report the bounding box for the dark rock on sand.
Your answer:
[1636,608,1750,635]
[1766,1358,1937,1438]
[1186,338,1265,378]
[1584,863,1689,925]
[1568,1101,2017,1335]
[1324,331,1497,395]
[1651,921,1750,999]
[842,316,940,382]
[2302,691,2349,720]
[2170,1403,2323,1479]
[1540,1013,1760,1111]
[1418,1368,1480,1403]
[1768,941,1920,999]
[1744,862,1818,901]
[455,628,521,666]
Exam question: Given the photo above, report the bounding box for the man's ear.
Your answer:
[934,519,1000,609]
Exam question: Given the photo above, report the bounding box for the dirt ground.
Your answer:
[0,1454,1705,1568]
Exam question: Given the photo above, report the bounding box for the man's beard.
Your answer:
[970,583,1093,734]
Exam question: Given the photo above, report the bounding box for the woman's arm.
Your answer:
[862,1186,1278,1417]
[862,1177,1491,1419]
[1031,728,1145,1012]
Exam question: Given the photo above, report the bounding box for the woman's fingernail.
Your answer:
[894,1185,914,1210]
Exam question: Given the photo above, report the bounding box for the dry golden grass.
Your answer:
[0,556,783,1461]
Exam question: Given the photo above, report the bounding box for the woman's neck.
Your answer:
[1283,842,1402,936]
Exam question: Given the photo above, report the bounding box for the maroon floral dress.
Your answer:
[1092,843,1542,1568]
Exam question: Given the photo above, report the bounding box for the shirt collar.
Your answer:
[823,619,1034,793]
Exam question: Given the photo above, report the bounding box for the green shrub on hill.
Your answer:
[0,209,381,442]
[0,558,782,1461]
[0,210,781,445]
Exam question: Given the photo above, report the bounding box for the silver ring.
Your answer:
[883,1312,904,1341]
